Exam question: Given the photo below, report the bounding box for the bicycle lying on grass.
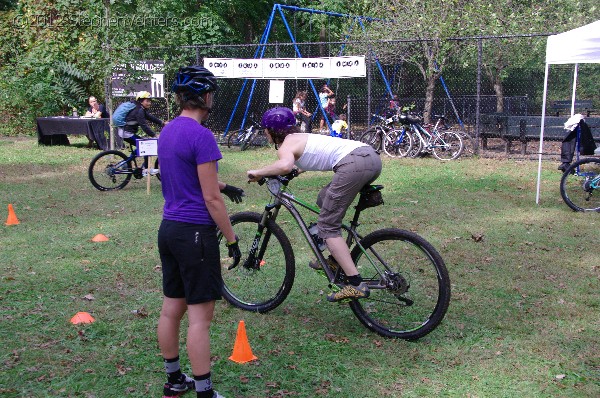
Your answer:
[225,115,269,151]
[560,157,600,212]
[88,143,160,191]
[217,170,451,340]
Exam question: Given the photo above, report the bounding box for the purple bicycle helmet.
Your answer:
[261,107,296,131]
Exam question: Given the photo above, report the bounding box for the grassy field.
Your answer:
[1,136,598,397]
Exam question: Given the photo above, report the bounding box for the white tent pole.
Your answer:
[536,63,550,205]
[571,63,578,116]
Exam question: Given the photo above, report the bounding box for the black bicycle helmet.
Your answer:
[171,66,219,96]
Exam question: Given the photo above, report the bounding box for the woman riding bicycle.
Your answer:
[247,107,382,302]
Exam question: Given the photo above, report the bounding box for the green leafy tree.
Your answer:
[356,0,475,123]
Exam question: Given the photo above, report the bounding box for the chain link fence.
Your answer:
[114,35,599,156]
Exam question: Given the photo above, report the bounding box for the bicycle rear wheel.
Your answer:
[560,158,600,212]
[432,131,463,160]
[360,126,384,152]
[349,228,450,340]
[227,130,244,148]
[88,150,133,191]
[383,128,413,158]
[218,212,295,312]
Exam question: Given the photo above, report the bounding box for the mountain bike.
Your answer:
[88,143,160,191]
[226,115,269,151]
[359,114,414,158]
[397,113,464,160]
[423,115,477,157]
[217,170,451,340]
[560,157,600,212]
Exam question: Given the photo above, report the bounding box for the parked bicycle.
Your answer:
[226,114,269,151]
[397,113,464,160]
[423,115,477,157]
[560,157,600,212]
[88,142,160,191]
[217,170,451,340]
[360,114,414,158]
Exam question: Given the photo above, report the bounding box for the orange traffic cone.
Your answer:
[70,311,95,324]
[91,234,109,242]
[229,320,258,363]
[5,204,19,226]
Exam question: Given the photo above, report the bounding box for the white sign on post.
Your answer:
[262,58,296,79]
[203,58,234,78]
[233,59,263,79]
[136,138,158,157]
[268,80,285,104]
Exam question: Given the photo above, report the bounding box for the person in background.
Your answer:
[325,94,337,124]
[318,83,334,132]
[84,96,109,148]
[120,91,167,173]
[292,90,312,133]
[85,96,109,119]
[330,114,348,138]
[247,107,382,302]
[157,65,242,398]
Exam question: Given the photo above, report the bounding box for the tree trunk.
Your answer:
[423,75,436,125]
[494,76,504,113]
[319,26,326,57]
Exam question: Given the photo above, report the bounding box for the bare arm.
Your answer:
[197,161,236,243]
[247,141,298,182]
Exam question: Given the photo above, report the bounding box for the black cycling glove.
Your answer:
[222,184,245,203]
[226,236,241,267]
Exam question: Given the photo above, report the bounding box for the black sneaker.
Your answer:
[327,282,370,302]
[558,163,570,172]
[163,373,194,397]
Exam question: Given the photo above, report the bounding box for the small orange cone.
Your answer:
[70,312,95,324]
[91,234,109,242]
[229,320,257,363]
[5,204,19,226]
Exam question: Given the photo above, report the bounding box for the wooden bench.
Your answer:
[550,100,594,117]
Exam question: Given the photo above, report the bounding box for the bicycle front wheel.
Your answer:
[227,130,243,148]
[383,128,413,158]
[88,150,132,191]
[349,228,451,340]
[360,126,384,152]
[218,212,295,312]
[560,158,600,212]
[432,131,463,160]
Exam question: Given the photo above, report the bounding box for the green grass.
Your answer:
[1,137,598,397]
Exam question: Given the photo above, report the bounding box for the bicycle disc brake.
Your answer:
[384,272,413,305]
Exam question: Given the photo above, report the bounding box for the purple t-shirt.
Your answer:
[158,116,222,225]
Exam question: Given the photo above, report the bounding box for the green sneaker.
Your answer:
[327,282,370,302]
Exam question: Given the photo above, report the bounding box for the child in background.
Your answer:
[331,114,347,138]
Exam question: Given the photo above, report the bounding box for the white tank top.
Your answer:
[295,134,367,171]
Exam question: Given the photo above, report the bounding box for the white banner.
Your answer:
[295,57,331,79]
[330,56,366,78]
[262,58,296,79]
[232,59,263,79]
[203,58,234,78]
[203,56,365,79]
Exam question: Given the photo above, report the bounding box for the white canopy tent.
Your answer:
[535,20,600,204]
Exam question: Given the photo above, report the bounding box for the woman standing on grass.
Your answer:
[156,65,244,398]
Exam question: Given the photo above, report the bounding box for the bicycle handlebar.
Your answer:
[249,168,299,186]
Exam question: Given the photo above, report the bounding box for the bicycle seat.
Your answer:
[356,185,384,210]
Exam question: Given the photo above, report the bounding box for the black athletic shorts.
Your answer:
[157,219,223,304]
